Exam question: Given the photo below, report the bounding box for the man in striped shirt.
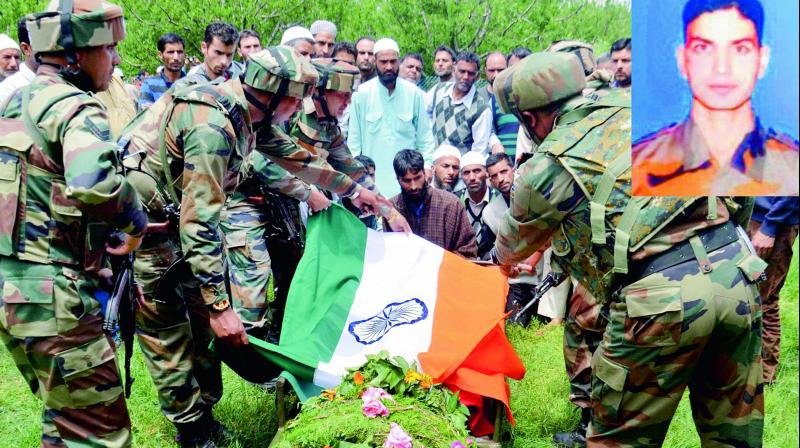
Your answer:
[485,51,520,157]
[138,33,186,109]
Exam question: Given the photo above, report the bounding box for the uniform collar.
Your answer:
[679,116,766,173]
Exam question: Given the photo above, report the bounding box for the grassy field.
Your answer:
[1,248,797,447]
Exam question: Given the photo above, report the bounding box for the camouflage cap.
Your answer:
[546,40,595,76]
[26,0,126,54]
[494,52,586,116]
[244,46,319,99]
[312,58,361,93]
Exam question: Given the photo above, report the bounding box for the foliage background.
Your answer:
[0,0,631,77]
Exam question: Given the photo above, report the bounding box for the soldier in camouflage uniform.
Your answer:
[120,47,391,447]
[0,1,147,446]
[493,52,765,447]
[222,58,409,342]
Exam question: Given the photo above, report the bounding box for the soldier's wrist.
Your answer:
[201,284,230,308]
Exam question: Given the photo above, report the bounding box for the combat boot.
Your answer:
[552,407,590,447]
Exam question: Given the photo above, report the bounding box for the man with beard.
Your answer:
[431,143,462,193]
[609,37,631,89]
[388,150,476,258]
[348,38,435,197]
[432,51,492,157]
[180,22,239,88]
[0,34,20,83]
[281,26,316,59]
[459,152,496,259]
[0,18,39,105]
[355,36,376,82]
[485,51,520,156]
[310,20,337,58]
[139,33,186,109]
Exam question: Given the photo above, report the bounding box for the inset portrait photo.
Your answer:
[632,0,799,196]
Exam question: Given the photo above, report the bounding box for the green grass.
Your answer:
[2,247,797,447]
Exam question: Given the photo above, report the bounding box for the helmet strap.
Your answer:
[312,59,338,123]
[58,0,78,65]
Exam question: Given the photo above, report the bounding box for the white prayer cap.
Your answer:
[460,151,486,169]
[281,26,315,45]
[310,20,337,38]
[373,38,399,55]
[432,144,461,162]
[0,34,20,53]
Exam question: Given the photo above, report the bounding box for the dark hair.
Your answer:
[157,33,184,53]
[400,52,423,65]
[204,22,238,46]
[355,154,375,170]
[239,29,261,47]
[486,152,512,170]
[16,17,29,45]
[393,150,424,177]
[506,46,532,63]
[355,36,375,48]
[333,41,357,60]
[682,0,764,43]
[455,51,480,70]
[610,37,631,54]
[434,45,455,61]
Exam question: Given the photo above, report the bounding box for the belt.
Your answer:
[625,221,739,284]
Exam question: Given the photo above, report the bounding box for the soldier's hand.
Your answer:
[751,229,776,259]
[500,263,533,278]
[106,233,144,256]
[307,190,331,213]
[351,188,388,215]
[209,307,249,347]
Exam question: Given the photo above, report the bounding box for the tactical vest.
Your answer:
[433,84,490,153]
[540,91,698,303]
[121,79,247,221]
[0,84,108,269]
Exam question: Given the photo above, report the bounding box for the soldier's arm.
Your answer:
[59,96,147,236]
[495,153,583,265]
[325,134,376,191]
[173,107,233,305]
[249,150,311,201]
[256,126,361,198]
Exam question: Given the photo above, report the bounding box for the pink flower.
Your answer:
[361,386,393,402]
[383,422,413,448]
[362,399,390,418]
[450,443,466,448]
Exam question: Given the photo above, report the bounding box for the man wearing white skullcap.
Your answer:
[458,151,497,259]
[0,34,21,83]
[0,19,37,104]
[310,20,337,57]
[281,26,315,59]
[431,144,461,192]
[348,37,436,197]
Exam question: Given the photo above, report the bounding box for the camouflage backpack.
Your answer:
[0,84,108,267]
[539,89,699,301]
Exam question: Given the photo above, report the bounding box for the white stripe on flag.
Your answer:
[313,230,445,388]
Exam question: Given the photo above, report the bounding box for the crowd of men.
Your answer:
[0,0,796,447]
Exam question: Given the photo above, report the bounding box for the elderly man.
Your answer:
[281,26,315,59]
[431,143,461,193]
[432,51,492,156]
[388,150,477,258]
[0,34,21,82]
[310,20,337,57]
[348,38,435,197]
[0,20,37,104]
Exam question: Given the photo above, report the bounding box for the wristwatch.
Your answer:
[209,298,231,313]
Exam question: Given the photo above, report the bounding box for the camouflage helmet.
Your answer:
[244,46,319,99]
[494,52,586,116]
[546,40,595,76]
[312,58,361,93]
[25,0,126,56]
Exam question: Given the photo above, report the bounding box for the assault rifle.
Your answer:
[511,272,565,323]
[260,187,305,251]
[103,232,136,398]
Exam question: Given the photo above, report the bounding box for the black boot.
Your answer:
[175,420,216,448]
[552,407,590,447]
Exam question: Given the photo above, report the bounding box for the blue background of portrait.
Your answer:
[632,0,799,141]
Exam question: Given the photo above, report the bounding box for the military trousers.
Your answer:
[748,221,798,384]
[220,198,272,327]
[133,235,222,426]
[563,281,606,410]
[588,235,765,447]
[0,257,132,448]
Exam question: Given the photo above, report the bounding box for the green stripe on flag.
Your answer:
[278,204,368,365]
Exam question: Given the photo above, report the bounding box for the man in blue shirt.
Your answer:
[138,33,186,109]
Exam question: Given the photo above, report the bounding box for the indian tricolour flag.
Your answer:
[249,205,526,435]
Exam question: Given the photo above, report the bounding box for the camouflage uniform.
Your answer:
[120,48,364,441]
[221,59,371,336]
[494,53,765,447]
[0,2,146,447]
